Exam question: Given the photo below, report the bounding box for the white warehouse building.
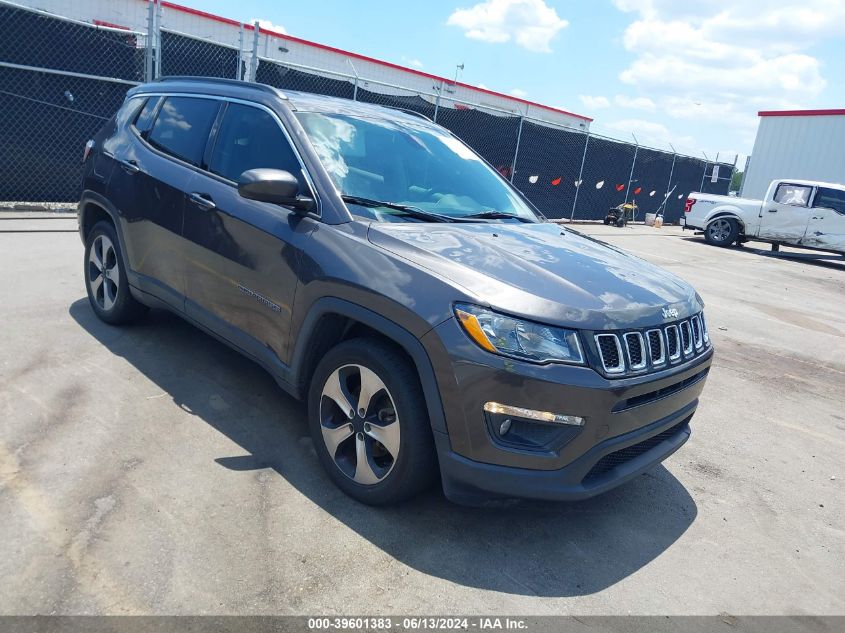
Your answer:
[742,109,845,199]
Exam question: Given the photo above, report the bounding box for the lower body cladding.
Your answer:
[422,318,713,504]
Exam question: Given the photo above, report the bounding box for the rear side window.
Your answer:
[208,103,302,185]
[147,97,219,166]
[774,183,812,207]
[133,97,160,136]
[814,187,845,215]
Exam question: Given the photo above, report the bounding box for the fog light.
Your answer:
[483,402,585,426]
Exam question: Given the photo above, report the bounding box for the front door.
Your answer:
[806,186,845,252]
[757,182,814,243]
[181,101,317,367]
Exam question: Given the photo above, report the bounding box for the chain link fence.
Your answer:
[0,0,736,221]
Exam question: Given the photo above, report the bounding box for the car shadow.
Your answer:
[681,236,845,271]
[69,299,698,597]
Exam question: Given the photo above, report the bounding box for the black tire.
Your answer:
[603,217,611,225]
[616,216,625,227]
[704,217,739,247]
[308,337,438,505]
[84,220,147,324]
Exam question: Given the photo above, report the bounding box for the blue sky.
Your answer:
[193,0,845,163]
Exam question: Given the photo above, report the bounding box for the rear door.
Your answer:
[107,95,221,308]
[806,186,845,252]
[181,100,317,366]
[757,182,814,243]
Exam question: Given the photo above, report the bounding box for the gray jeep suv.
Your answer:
[78,77,713,505]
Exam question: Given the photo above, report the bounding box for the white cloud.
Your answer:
[579,95,610,109]
[401,56,425,69]
[251,18,286,34]
[610,0,842,152]
[447,0,569,53]
[614,94,655,111]
[509,88,528,98]
[602,119,695,149]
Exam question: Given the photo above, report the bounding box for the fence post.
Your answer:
[509,106,526,183]
[624,133,638,216]
[154,0,162,79]
[248,21,260,81]
[570,130,590,221]
[433,80,443,123]
[237,23,244,80]
[699,153,709,192]
[144,0,155,82]
[345,59,360,101]
[666,149,677,202]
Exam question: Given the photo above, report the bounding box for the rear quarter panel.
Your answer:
[687,195,762,235]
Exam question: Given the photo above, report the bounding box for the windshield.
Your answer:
[295,112,540,223]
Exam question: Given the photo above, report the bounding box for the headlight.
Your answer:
[454,303,584,365]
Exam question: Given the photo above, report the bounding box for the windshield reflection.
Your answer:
[296,112,539,223]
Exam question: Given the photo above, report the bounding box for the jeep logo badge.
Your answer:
[662,307,679,320]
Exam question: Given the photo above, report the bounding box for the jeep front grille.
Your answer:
[680,320,693,355]
[595,334,624,374]
[593,313,710,377]
[623,332,646,370]
[666,325,680,361]
[646,329,665,366]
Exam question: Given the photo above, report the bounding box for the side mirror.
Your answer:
[237,168,315,213]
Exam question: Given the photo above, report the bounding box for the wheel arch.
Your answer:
[78,191,120,242]
[706,209,746,234]
[78,190,145,300]
[289,297,448,434]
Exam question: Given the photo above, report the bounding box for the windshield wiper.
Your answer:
[462,210,536,223]
[341,195,462,223]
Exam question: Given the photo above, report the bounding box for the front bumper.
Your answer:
[422,318,712,504]
[434,404,692,504]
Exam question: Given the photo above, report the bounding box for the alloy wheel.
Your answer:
[708,219,732,243]
[88,234,119,311]
[319,363,400,485]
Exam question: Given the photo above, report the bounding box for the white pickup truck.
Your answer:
[682,179,845,254]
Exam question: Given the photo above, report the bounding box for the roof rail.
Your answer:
[154,76,288,99]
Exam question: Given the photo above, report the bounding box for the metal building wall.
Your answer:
[743,113,845,199]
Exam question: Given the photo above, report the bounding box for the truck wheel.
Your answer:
[308,338,437,505]
[84,221,147,324]
[704,218,738,247]
[616,217,626,227]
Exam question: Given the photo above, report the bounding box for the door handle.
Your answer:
[767,209,778,213]
[119,158,140,174]
[189,192,216,210]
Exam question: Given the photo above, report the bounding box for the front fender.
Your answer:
[289,297,449,434]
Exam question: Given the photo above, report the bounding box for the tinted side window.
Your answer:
[148,97,219,166]
[115,97,146,130]
[209,103,302,187]
[774,183,812,207]
[814,187,845,215]
[133,97,161,135]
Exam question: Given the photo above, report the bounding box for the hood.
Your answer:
[367,221,702,330]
